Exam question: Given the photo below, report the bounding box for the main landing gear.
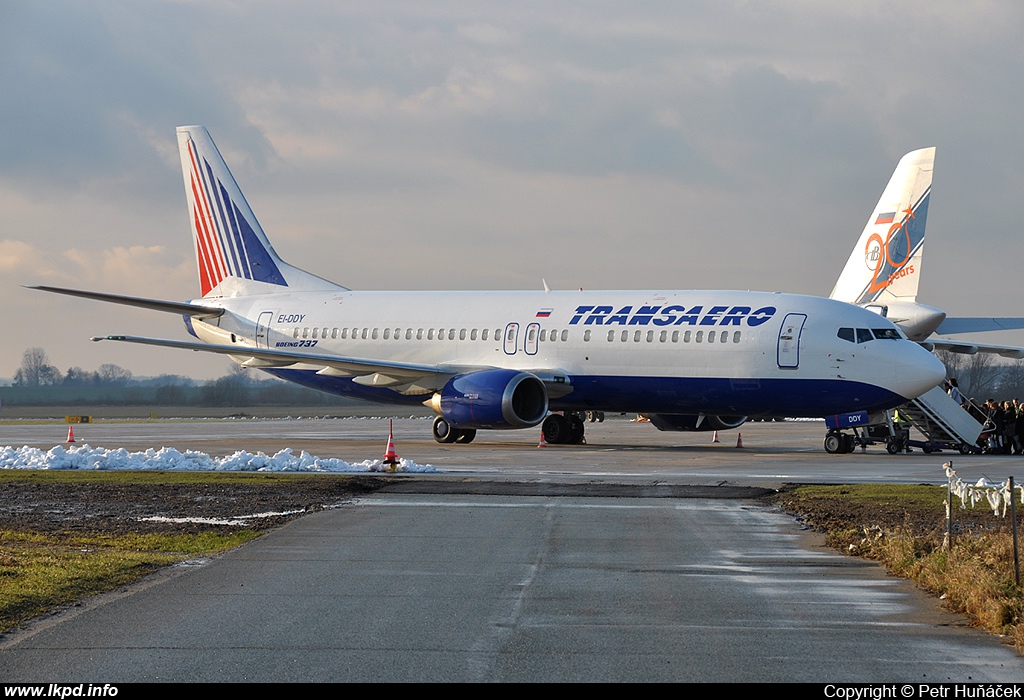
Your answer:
[432,411,595,445]
[432,416,477,444]
[542,413,586,445]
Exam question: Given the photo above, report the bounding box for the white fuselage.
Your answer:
[188,288,945,417]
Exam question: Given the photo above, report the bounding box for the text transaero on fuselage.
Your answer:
[32,126,945,445]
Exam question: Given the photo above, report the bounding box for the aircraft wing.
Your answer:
[27,286,224,318]
[935,317,1024,335]
[91,335,573,396]
[923,337,1024,359]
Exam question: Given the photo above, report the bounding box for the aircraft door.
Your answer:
[504,322,519,355]
[524,322,540,355]
[777,313,807,369]
[256,311,274,349]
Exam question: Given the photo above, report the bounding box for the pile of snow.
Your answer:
[0,444,435,473]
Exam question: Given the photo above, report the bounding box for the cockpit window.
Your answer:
[872,328,900,340]
[838,327,855,343]
[856,328,873,343]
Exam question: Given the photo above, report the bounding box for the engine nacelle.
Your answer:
[645,413,747,432]
[430,370,548,429]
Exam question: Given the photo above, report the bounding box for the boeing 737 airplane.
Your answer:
[830,146,1024,357]
[31,126,945,445]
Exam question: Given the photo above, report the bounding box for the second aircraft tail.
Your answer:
[830,147,934,306]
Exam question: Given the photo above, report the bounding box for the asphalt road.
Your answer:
[2,417,1024,681]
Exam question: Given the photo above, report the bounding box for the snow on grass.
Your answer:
[0,444,436,473]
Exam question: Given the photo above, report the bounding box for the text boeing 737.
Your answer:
[30,126,945,445]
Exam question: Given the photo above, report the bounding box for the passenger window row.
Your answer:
[289,326,748,345]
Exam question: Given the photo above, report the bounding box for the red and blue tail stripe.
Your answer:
[185,138,285,296]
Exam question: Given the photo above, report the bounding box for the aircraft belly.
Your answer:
[266,367,901,417]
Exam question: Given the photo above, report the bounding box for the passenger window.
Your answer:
[416,329,423,340]
[633,330,641,342]
[372,328,379,340]
[646,330,654,342]
[696,331,703,343]
[584,330,591,342]
[608,330,615,342]
[561,330,568,342]
[684,330,691,343]
[707,331,715,343]
[459,329,467,341]
[428,329,435,340]
[495,329,502,341]
[383,328,390,340]
[340,328,348,339]
[540,330,547,341]
[471,329,478,341]
[621,330,628,342]
[293,328,300,339]
[482,328,489,341]
[671,331,679,343]
[733,331,741,343]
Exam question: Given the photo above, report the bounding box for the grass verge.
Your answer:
[776,484,1024,652]
[0,470,388,633]
[0,530,256,631]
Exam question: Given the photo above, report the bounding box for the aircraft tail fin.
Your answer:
[176,125,345,298]
[830,147,934,305]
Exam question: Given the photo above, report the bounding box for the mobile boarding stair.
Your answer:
[823,386,983,454]
[896,386,984,454]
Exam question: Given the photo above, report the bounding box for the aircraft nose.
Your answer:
[894,343,947,399]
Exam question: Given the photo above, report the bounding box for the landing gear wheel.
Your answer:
[455,429,477,444]
[567,415,585,444]
[886,440,900,455]
[542,414,570,444]
[432,416,459,444]
[824,431,842,454]
[842,434,856,453]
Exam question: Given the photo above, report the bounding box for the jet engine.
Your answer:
[645,413,747,432]
[430,369,548,429]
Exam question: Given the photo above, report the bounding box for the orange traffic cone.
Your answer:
[66,426,76,443]
[382,419,399,468]
[735,433,744,448]
[712,430,720,443]
[538,429,547,448]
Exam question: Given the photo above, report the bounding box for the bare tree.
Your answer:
[12,348,62,387]
[936,349,1002,399]
[96,363,132,385]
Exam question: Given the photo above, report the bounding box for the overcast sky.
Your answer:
[2,1,1023,380]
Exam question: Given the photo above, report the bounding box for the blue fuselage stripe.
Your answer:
[263,368,903,416]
